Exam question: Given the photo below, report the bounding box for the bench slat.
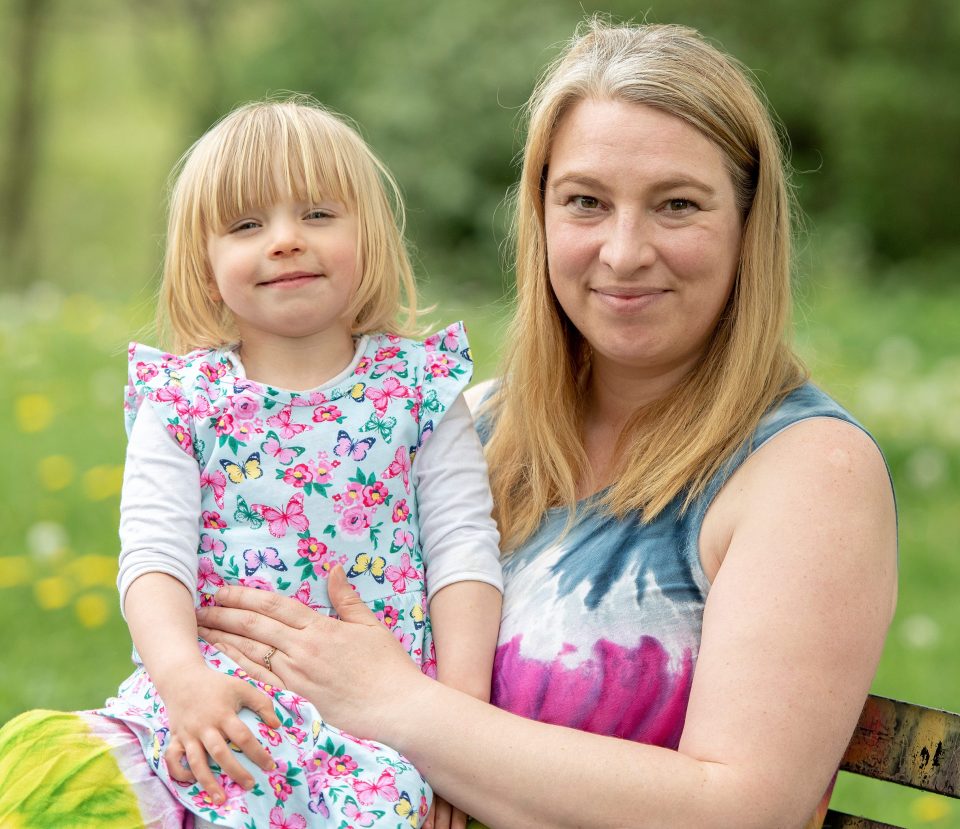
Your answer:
[822,810,902,829]
[840,694,960,797]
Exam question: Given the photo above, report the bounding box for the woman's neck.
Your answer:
[235,329,358,392]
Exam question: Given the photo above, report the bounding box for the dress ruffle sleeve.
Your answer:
[124,342,207,459]
[415,321,474,446]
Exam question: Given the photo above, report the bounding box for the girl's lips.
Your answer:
[259,272,321,288]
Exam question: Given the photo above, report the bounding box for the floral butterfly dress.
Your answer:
[102,323,472,828]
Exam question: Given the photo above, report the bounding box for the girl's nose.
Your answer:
[598,212,656,276]
[268,221,305,258]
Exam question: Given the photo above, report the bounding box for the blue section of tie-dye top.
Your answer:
[481,382,866,749]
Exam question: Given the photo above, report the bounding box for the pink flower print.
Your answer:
[344,801,377,827]
[200,469,226,508]
[199,591,216,607]
[352,769,399,805]
[423,333,440,350]
[419,793,430,822]
[318,554,348,578]
[427,354,455,378]
[309,452,338,484]
[339,505,372,536]
[155,385,187,412]
[342,482,365,506]
[376,605,399,629]
[230,394,260,421]
[269,807,307,829]
[393,626,414,651]
[186,397,216,420]
[311,403,342,423]
[407,387,423,422]
[374,345,402,361]
[392,499,410,523]
[166,421,193,455]
[267,406,307,439]
[230,419,261,444]
[199,360,227,383]
[362,481,389,508]
[385,552,420,593]
[354,356,372,375]
[135,362,159,382]
[392,528,414,550]
[326,754,358,777]
[285,725,307,745]
[421,641,437,678]
[297,537,328,562]
[202,510,226,530]
[258,722,283,747]
[282,464,313,488]
[269,763,293,801]
[192,774,247,816]
[213,412,234,436]
[365,377,410,415]
[197,556,225,591]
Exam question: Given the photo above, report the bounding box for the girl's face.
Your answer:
[206,195,361,347]
[544,98,743,386]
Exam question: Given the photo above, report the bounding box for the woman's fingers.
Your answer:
[328,565,380,626]
[204,584,318,627]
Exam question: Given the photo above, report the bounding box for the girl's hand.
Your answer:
[162,665,280,804]
[195,565,426,742]
[424,794,468,829]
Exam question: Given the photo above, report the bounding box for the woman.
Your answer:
[0,19,896,829]
[192,19,897,829]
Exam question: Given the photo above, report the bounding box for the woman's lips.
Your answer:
[592,287,668,312]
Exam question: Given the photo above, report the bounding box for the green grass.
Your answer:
[1,272,958,826]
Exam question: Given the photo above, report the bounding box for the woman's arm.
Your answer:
[198,417,896,829]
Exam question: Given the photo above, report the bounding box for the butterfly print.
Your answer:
[334,429,376,461]
[251,493,309,538]
[261,430,306,465]
[242,546,289,577]
[220,451,263,483]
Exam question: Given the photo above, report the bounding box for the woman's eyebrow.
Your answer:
[547,172,607,191]
[549,172,718,197]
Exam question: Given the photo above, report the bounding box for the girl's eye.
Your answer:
[229,220,259,233]
[306,208,334,220]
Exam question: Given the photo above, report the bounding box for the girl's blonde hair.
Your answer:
[487,19,807,549]
[159,96,417,352]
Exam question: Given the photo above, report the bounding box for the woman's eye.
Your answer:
[571,195,601,211]
[665,198,696,213]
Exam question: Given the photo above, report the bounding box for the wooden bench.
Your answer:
[823,694,960,828]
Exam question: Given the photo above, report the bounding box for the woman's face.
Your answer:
[544,98,743,384]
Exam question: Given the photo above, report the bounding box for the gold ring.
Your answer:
[263,646,277,672]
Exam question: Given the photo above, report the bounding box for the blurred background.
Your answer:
[0,0,958,823]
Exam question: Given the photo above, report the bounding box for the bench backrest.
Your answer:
[823,694,960,829]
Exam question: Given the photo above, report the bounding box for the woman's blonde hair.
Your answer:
[487,19,807,549]
[159,96,417,352]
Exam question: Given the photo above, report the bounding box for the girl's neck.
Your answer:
[235,328,358,392]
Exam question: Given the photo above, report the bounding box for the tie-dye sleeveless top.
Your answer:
[481,383,865,756]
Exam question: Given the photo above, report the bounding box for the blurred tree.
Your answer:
[1,0,50,288]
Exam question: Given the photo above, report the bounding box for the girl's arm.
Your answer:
[121,408,280,802]
[198,416,896,828]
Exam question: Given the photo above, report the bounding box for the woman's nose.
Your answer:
[598,212,656,275]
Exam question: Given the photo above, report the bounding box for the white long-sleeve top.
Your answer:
[118,393,502,617]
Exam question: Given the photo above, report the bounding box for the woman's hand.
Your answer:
[195,565,427,741]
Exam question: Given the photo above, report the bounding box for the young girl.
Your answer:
[105,98,503,829]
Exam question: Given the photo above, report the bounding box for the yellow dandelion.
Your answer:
[15,393,54,433]
[83,465,124,501]
[913,792,952,822]
[0,556,30,588]
[75,593,110,628]
[61,294,104,335]
[64,554,117,588]
[38,455,76,491]
[34,576,71,610]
